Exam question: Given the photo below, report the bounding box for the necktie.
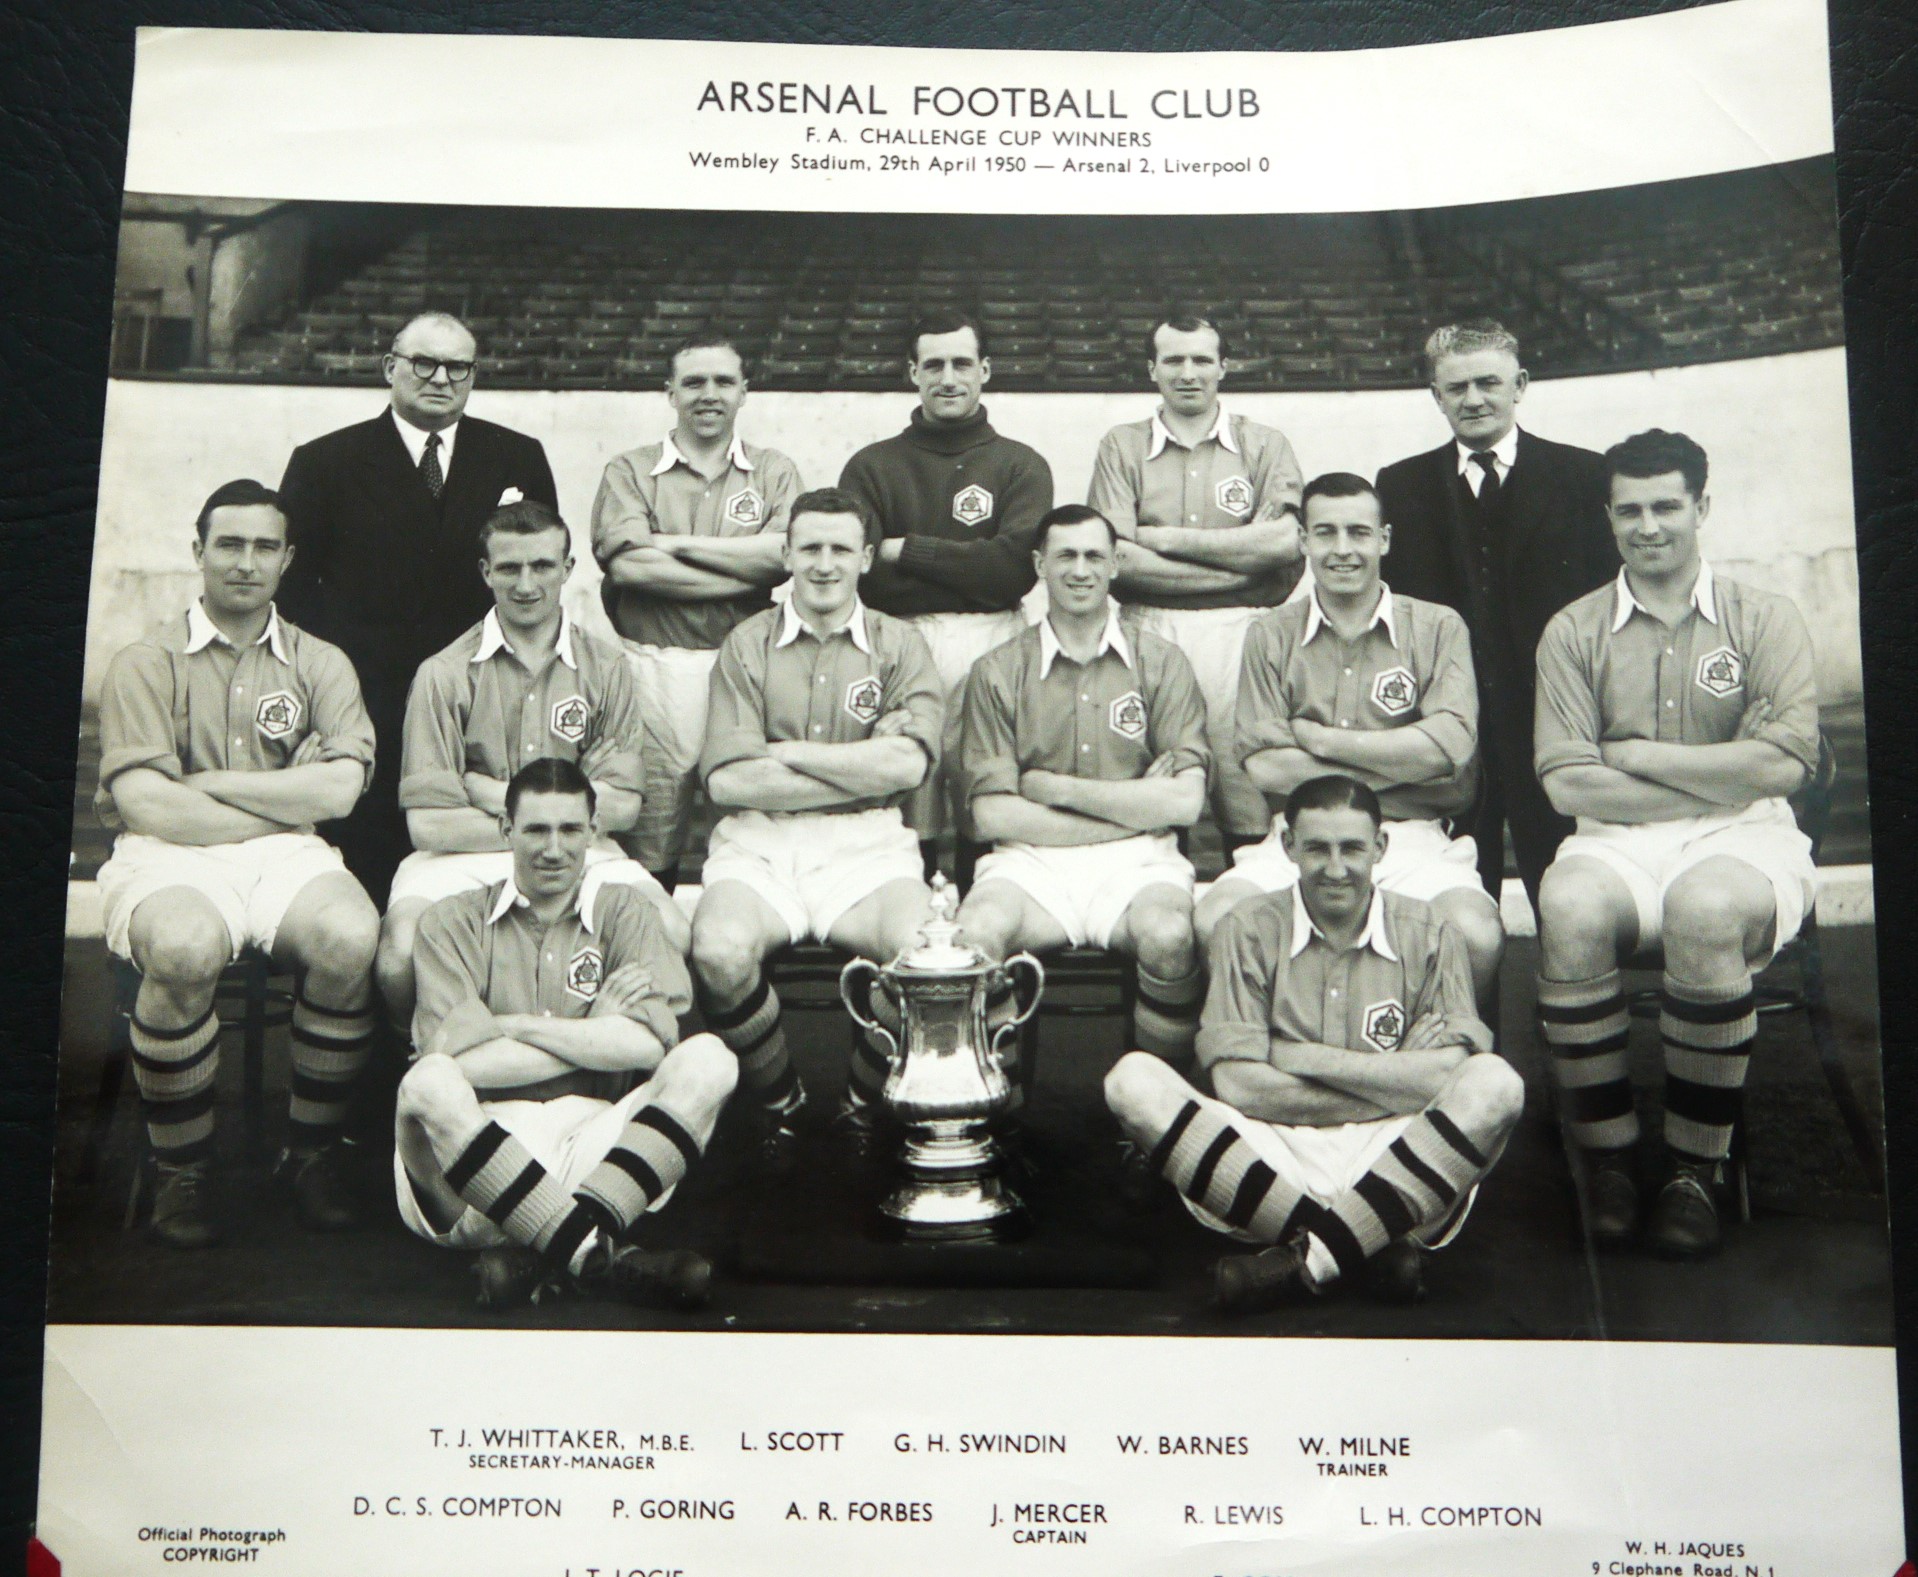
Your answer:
[421,432,445,499]
[1470,449,1501,506]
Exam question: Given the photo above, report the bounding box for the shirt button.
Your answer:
[1665,699,1676,709]
[813,724,823,733]
[1188,514,1198,522]
[1081,744,1090,752]
[1080,693,1089,702]
[1330,988,1341,997]
[1342,667,1352,676]
[1339,719,1351,728]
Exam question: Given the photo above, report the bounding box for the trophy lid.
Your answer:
[890,874,992,975]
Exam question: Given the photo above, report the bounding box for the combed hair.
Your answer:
[1422,318,1521,381]
[390,310,476,355]
[195,479,283,542]
[1301,471,1382,515]
[668,332,749,380]
[1146,307,1231,363]
[907,309,989,363]
[479,498,571,557]
[1034,503,1117,551]
[505,756,597,820]
[1604,427,1710,500]
[789,485,880,547]
[1284,773,1384,830]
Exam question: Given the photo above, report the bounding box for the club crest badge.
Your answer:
[844,675,884,725]
[1109,690,1148,741]
[255,691,301,740]
[550,695,590,744]
[1363,998,1406,1052]
[1216,475,1255,517]
[1371,666,1418,717]
[565,947,604,1000]
[725,488,764,528]
[952,484,994,527]
[1695,646,1744,697]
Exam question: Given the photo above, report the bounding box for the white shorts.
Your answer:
[1131,604,1268,836]
[622,641,720,871]
[700,806,924,944]
[395,1082,671,1250]
[1553,796,1816,963]
[389,844,667,909]
[1180,1093,1478,1249]
[974,832,1195,950]
[98,830,349,962]
[909,609,1029,840]
[1227,817,1490,905]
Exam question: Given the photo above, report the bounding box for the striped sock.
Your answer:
[287,992,377,1149]
[1132,964,1203,1064]
[1146,1098,1307,1243]
[1538,971,1638,1153]
[1660,973,1756,1163]
[574,1103,704,1234]
[444,1121,599,1272]
[1313,1106,1496,1284]
[702,976,799,1116]
[130,1007,221,1161]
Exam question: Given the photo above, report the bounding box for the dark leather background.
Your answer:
[2,1,1913,1568]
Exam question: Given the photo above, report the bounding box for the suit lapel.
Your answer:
[1433,442,1475,600]
[1503,429,1544,585]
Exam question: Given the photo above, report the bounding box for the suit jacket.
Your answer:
[276,410,558,718]
[1375,428,1616,740]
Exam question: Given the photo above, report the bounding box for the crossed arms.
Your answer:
[1113,522,1300,598]
[707,710,930,812]
[425,963,672,1097]
[1209,1013,1476,1126]
[111,733,364,845]
[971,755,1205,846]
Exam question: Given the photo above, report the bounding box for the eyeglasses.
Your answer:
[392,354,475,384]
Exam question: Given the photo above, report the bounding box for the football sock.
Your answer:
[1132,963,1203,1064]
[1146,1097,1307,1242]
[702,974,799,1116]
[287,990,377,1150]
[1538,970,1638,1152]
[130,1006,221,1161]
[574,1102,705,1235]
[443,1121,598,1273]
[1660,972,1757,1164]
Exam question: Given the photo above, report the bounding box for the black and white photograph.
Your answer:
[27,8,1909,1573]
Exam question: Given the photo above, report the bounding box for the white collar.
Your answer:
[392,408,459,468]
[776,595,872,653]
[1037,603,1133,678]
[650,430,752,477]
[1610,559,1717,632]
[486,875,597,932]
[471,606,578,670]
[1146,402,1237,460]
[1289,881,1398,962]
[1302,582,1398,648]
[1455,425,1520,477]
[185,599,290,663]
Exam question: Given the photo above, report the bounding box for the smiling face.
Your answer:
[1301,489,1390,604]
[385,315,477,433]
[504,787,596,902]
[1036,516,1117,620]
[1149,323,1226,420]
[784,509,873,622]
[909,326,989,427]
[195,502,291,619]
[667,344,747,444]
[1282,803,1385,930]
[1607,469,1708,585]
[482,524,573,635]
[1430,346,1526,451]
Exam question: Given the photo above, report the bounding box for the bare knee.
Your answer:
[1127,901,1196,975]
[132,904,230,988]
[1536,863,1620,970]
[1436,893,1505,964]
[1662,871,1755,954]
[397,1052,471,1126]
[690,919,764,1000]
[956,891,1018,961]
[657,1032,739,1110]
[1104,1049,1186,1129]
[298,894,380,977]
[650,892,692,957]
[1195,881,1257,951]
[1450,1053,1525,1135]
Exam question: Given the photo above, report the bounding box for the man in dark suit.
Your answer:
[1375,319,1616,906]
[278,311,559,904]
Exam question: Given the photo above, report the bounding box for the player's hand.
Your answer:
[1020,768,1068,806]
[1734,694,1774,741]
[872,708,913,737]
[1403,1012,1452,1050]
[1134,526,1176,554]
[464,772,508,814]
[1599,738,1649,774]
[290,732,326,766]
[592,963,656,1016]
[877,538,905,565]
[1143,751,1178,778]
[1291,718,1328,751]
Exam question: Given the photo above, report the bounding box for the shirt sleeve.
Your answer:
[698,628,773,783]
[1742,594,1822,775]
[1412,917,1495,1055]
[758,452,802,535]
[410,901,498,1059]
[894,449,1051,611]
[881,621,946,772]
[600,890,694,1049]
[1409,606,1478,771]
[397,656,472,811]
[955,651,1021,803]
[590,455,658,567]
[1249,426,1304,521]
[97,642,184,789]
[1195,907,1278,1072]
[1145,641,1210,775]
[1533,610,1605,775]
[1233,614,1300,764]
[579,651,644,796]
[300,640,377,793]
[1085,429,1141,537]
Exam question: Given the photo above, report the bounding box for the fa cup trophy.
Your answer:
[840,875,1044,1239]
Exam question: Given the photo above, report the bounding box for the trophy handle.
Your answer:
[839,958,898,1064]
[989,953,1046,1063]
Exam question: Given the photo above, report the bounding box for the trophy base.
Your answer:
[879,1127,1026,1242]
